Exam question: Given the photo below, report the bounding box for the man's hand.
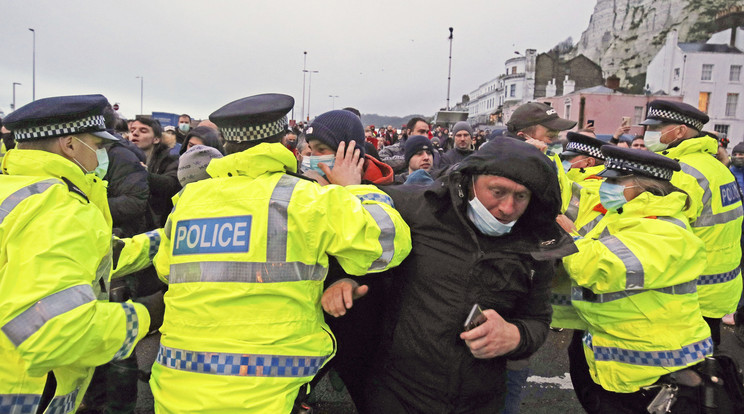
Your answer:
[613,125,631,139]
[525,138,547,153]
[459,309,521,359]
[319,141,365,186]
[556,214,577,234]
[321,278,369,317]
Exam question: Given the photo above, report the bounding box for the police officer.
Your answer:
[0,95,155,414]
[642,100,744,345]
[552,132,608,331]
[148,94,412,413]
[565,146,711,413]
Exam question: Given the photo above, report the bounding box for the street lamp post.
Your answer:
[301,51,307,122]
[135,76,144,115]
[328,95,339,109]
[446,27,453,111]
[11,82,21,111]
[304,70,318,121]
[28,28,35,101]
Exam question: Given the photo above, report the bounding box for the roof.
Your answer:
[678,43,743,54]
[574,85,619,94]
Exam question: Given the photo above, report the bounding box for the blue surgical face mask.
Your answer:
[599,181,629,211]
[74,137,109,179]
[178,123,191,133]
[466,178,517,236]
[301,154,335,177]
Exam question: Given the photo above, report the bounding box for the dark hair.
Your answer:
[179,114,191,122]
[134,116,162,138]
[406,117,427,132]
[102,104,118,129]
[180,126,225,155]
[114,118,129,133]
[342,107,361,118]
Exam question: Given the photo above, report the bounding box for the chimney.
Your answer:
[606,75,620,91]
[546,79,557,98]
[563,75,575,95]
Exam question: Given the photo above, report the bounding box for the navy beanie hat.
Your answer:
[733,142,744,154]
[404,135,433,166]
[305,110,365,157]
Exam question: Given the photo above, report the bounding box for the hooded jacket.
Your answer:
[373,138,576,408]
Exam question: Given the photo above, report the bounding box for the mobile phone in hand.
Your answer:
[621,116,631,127]
[464,304,487,331]
[586,119,595,128]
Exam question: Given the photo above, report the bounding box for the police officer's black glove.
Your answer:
[134,290,165,334]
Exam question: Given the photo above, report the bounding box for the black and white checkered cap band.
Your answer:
[604,156,674,180]
[647,108,705,131]
[220,116,287,142]
[12,115,106,141]
[566,141,604,159]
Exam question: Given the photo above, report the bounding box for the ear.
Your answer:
[57,136,76,158]
[676,125,689,139]
[586,157,596,167]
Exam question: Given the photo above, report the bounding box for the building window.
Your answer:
[564,104,571,118]
[701,64,713,81]
[511,66,517,75]
[714,124,730,137]
[633,106,644,124]
[731,65,742,82]
[699,92,711,114]
[726,93,739,117]
[509,84,516,97]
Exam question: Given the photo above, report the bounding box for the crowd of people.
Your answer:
[1,93,744,414]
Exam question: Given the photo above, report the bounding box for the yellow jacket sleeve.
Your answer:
[0,189,150,376]
[321,184,412,275]
[111,229,164,278]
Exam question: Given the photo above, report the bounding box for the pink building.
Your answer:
[538,85,684,137]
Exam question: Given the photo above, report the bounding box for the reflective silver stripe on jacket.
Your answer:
[571,280,697,303]
[0,388,79,414]
[110,303,139,361]
[363,204,396,271]
[0,179,61,225]
[169,261,327,284]
[698,267,741,286]
[267,175,299,262]
[585,333,712,368]
[156,344,328,377]
[2,285,96,347]
[656,216,687,229]
[565,182,583,222]
[600,236,644,288]
[578,214,604,237]
[681,163,744,227]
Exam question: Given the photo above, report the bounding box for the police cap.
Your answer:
[561,131,606,160]
[209,93,294,142]
[3,94,117,142]
[640,100,709,132]
[598,145,681,181]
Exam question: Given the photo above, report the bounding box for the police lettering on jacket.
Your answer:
[173,216,251,255]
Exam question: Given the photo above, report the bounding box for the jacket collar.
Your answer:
[1,148,112,226]
[661,135,718,159]
[206,142,296,179]
[362,155,394,185]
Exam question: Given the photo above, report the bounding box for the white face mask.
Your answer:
[466,177,517,236]
[644,125,682,152]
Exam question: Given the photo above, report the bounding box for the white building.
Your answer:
[646,28,744,143]
[466,76,503,125]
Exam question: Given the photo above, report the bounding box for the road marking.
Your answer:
[527,373,574,389]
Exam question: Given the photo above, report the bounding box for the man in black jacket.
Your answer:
[325,137,576,412]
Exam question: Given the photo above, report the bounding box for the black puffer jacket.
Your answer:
[375,137,576,408]
[105,140,149,237]
[147,142,181,228]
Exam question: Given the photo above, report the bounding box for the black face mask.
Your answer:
[285,140,297,150]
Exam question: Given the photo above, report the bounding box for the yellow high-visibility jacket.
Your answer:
[0,149,151,414]
[564,191,711,393]
[661,136,744,317]
[551,167,605,330]
[150,143,412,414]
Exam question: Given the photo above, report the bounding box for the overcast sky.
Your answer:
[1,0,596,121]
